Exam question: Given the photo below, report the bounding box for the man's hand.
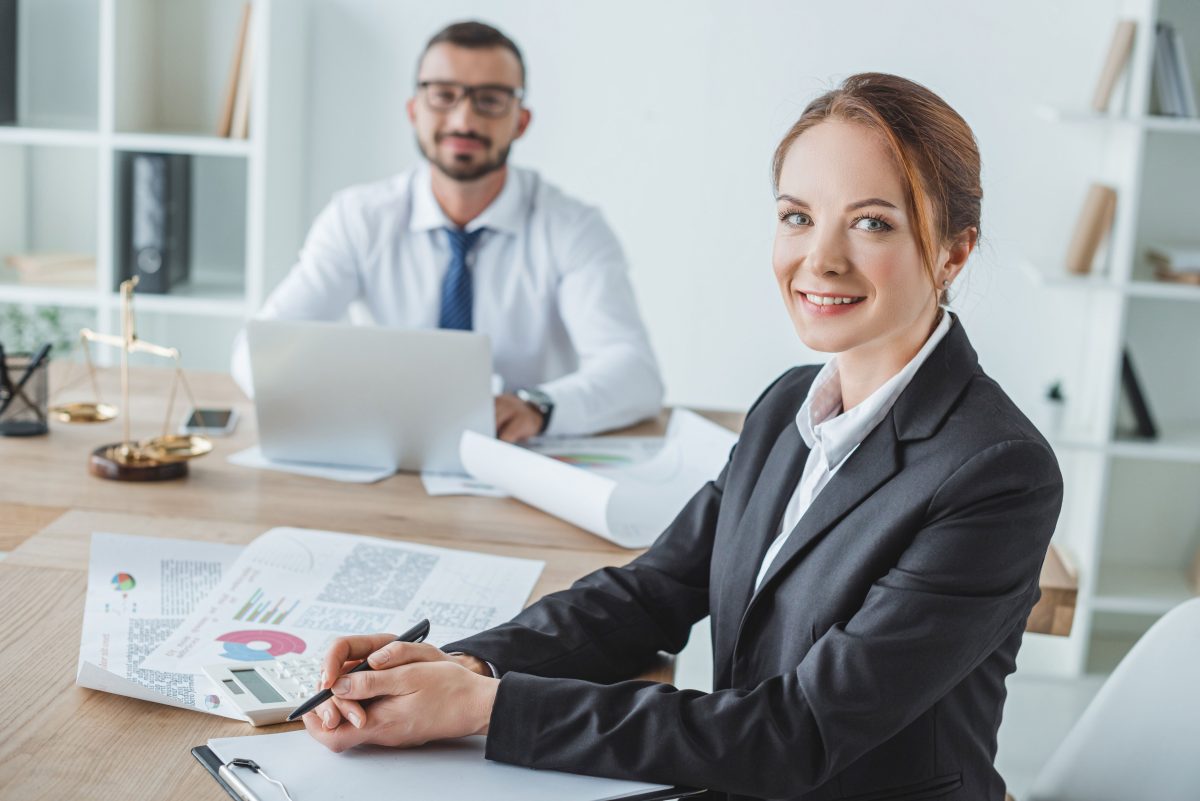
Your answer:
[495,393,543,443]
[304,634,498,752]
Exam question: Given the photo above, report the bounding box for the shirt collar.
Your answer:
[796,311,954,469]
[408,162,524,236]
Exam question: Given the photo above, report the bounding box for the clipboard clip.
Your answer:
[218,757,296,801]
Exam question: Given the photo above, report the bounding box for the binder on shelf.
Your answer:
[1092,19,1137,113]
[119,152,191,295]
[0,0,15,125]
[1064,183,1117,275]
[217,3,252,138]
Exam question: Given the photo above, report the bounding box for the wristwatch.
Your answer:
[515,387,554,434]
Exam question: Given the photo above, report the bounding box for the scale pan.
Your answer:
[50,402,118,423]
[138,434,213,462]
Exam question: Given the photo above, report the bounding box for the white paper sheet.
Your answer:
[142,526,544,674]
[420,470,510,497]
[227,445,395,484]
[77,532,247,720]
[460,409,737,548]
[207,730,674,801]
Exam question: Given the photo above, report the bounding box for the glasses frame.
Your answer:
[416,80,524,118]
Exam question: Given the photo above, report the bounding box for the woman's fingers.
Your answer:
[366,641,449,669]
[331,663,423,701]
[321,633,396,688]
[330,695,367,729]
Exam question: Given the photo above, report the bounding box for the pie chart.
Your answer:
[216,629,307,661]
[111,573,136,591]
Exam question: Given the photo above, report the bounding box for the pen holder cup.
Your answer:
[0,352,50,437]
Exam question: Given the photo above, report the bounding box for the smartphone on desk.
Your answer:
[181,407,239,436]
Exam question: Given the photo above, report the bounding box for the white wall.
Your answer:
[298,0,1119,416]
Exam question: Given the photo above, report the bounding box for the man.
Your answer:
[231,20,663,442]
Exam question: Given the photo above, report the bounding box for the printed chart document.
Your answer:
[205,730,683,801]
[460,409,737,548]
[77,532,246,720]
[421,436,665,498]
[143,527,543,674]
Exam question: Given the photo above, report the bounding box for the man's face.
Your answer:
[407,43,530,182]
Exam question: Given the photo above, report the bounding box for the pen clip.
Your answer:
[225,758,296,801]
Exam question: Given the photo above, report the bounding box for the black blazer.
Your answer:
[445,318,1063,801]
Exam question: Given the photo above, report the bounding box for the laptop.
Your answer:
[247,319,494,473]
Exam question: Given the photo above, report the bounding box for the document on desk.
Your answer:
[77,532,247,720]
[142,527,543,674]
[204,730,683,801]
[421,436,665,497]
[227,445,395,484]
[460,409,737,548]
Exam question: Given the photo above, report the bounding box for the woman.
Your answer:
[303,73,1062,801]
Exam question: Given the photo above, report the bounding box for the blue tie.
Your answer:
[438,226,486,330]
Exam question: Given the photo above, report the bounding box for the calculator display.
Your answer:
[231,668,286,703]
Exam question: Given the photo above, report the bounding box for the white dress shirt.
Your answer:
[754,312,953,589]
[231,163,664,436]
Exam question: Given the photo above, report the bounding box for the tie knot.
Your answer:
[444,226,486,258]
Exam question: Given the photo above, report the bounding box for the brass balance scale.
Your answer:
[50,277,213,481]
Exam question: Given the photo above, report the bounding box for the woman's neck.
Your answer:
[837,307,944,412]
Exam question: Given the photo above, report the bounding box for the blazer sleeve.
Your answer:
[481,438,1064,799]
[441,370,799,683]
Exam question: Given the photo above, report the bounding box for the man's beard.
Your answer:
[419,133,512,182]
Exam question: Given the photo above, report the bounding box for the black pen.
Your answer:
[286,618,431,722]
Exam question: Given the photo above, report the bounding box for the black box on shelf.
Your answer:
[0,0,16,125]
[119,152,191,294]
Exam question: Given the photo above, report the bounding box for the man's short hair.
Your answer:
[422,21,526,88]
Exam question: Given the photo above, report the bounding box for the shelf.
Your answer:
[110,279,248,317]
[1018,260,1200,302]
[1037,106,1200,135]
[111,132,251,158]
[0,127,100,148]
[1092,563,1195,615]
[0,281,99,309]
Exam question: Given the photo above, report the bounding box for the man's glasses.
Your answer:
[417,81,523,118]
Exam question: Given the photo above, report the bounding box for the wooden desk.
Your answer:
[0,366,1076,799]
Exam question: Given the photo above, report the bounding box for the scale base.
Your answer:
[89,443,189,482]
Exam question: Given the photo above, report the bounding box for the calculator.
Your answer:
[204,655,325,726]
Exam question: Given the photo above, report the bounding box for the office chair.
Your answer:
[1023,597,1200,801]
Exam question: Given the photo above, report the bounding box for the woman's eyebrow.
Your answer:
[774,194,900,212]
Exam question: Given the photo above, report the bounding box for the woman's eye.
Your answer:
[782,212,811,226]
[853,216,891,232]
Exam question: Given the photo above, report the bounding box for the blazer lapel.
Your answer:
[713,422,810,665]
[742,415,901,621]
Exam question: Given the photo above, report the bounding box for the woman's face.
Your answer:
[772,119,943,363]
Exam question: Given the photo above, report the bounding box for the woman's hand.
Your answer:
[302,633,498,752]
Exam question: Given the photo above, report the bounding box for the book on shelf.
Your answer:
[4,252,96,286]
[119,152,191,294]
[1064,183,1117,275]
[217,3,253,138]
[0,0,15,125]
[1147,242,1200,284]
[1092,19,1137,113]
[230,4,255,139]
[1153,23,1198,118]
[1117,349,1158,440]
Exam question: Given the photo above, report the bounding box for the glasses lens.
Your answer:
[424,82,463,110]
[472,88,513,117]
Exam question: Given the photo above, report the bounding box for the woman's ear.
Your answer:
[942,227,978,283]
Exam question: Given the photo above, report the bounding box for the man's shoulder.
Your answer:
[328,169,419,218]
[513,165,604,229]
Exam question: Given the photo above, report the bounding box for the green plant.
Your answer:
[0,304,86,357]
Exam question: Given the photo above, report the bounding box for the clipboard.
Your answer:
[192,739,703,801]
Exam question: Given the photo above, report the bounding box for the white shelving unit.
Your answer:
[0,0,307,371]
[1022,0,1200,675]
